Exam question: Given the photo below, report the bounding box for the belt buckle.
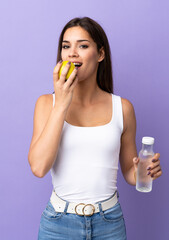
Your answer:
[75,203,85,216]
[82,204,95,216]
[75,203,95,216]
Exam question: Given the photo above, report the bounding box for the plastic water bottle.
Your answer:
[136,137,155,192]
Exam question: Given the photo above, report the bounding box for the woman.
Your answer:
[28,17,162,240]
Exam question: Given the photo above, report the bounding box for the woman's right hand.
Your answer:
[53,60,78,112]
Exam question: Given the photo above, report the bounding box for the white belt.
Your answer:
[50,190,118,217]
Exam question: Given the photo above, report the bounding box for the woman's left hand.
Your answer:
[133,153,162,181]
[147,153,162,180]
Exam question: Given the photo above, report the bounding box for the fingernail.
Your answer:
[59,60,62,63]
[152,159,156,163]
[75,66,78,70]
[147,171,151,175]
[68,61,71,65]
[147,167,151,170]
[151,174,154,178]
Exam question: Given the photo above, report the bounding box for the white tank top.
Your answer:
[50,93,123,204]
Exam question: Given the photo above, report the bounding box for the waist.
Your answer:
[52,188,118,204]
[50,190,119,217]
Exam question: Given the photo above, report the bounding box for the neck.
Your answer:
[72,77,103,107]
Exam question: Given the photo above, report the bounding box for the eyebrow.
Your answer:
[62,40,90,43]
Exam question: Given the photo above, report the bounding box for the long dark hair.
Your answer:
[56,17,113,93]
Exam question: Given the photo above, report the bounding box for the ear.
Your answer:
[98,47,105,62]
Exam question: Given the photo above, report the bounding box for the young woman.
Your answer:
[28,17,162,240]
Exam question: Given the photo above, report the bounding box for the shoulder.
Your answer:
[34,94,53,115]
[121,97,135,115]
[120,97,136,133]
[35,94,53,108]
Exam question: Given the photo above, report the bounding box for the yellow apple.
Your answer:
[59,61,75,80]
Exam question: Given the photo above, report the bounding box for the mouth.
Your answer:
[72,62,82,68]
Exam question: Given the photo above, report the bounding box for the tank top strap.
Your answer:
[112,94,123,133]
[52,93,55,107]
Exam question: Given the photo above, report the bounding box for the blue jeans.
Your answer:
[38,195,127,240]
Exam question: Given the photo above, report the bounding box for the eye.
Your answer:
[62,45,70,49]
[80,45,88,49]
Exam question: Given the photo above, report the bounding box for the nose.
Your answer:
[68,47,79,58]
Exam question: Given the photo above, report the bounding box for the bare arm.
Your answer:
[119,98,162,185]
[119,98,138,186]
[28,61,78,178]
[28,95,67,178]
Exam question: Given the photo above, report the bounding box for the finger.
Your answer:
[147,160,160,171]
[65,67,78,88]
[133,157,139,171]
[69,76,79,91]
[151,169,162,180]
[133,157,139,165]
[53,60,63,82]
[148,165,161,177]
[133,157,139,163]
[152,153,160,162]
[59,61,72,83]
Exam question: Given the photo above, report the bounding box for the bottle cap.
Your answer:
[142,137,155,145]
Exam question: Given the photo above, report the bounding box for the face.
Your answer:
[61,26,104,81]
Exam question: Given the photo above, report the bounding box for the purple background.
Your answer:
[0,0,169,239]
